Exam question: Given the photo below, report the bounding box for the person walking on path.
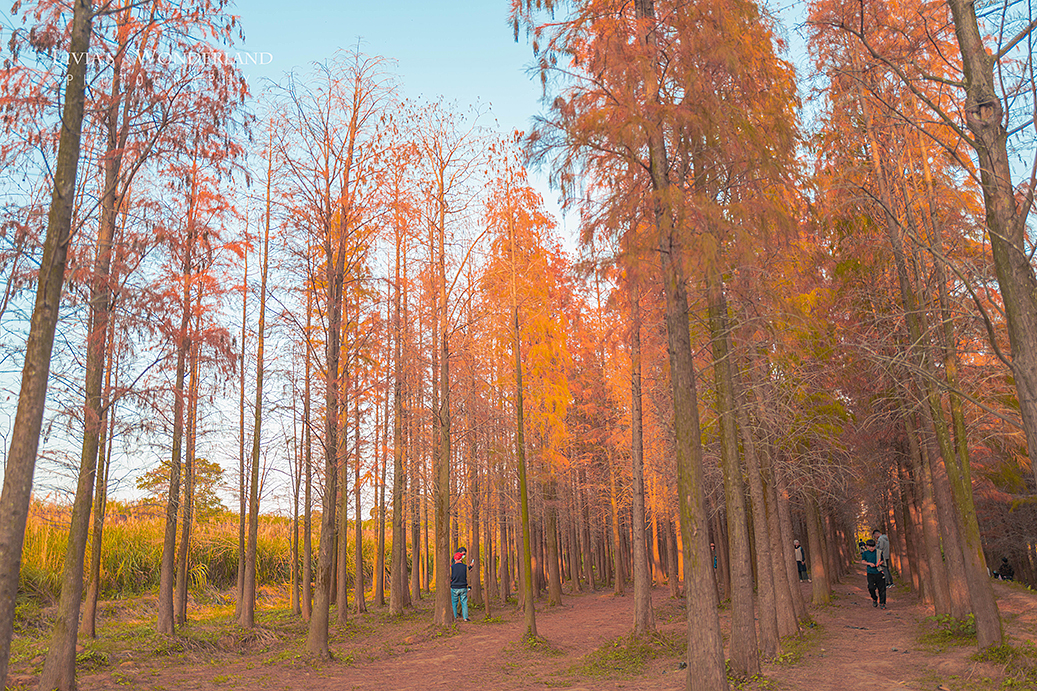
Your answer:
[872,528,893,587]
[450,550,471,622]
[861,538,887,609]
[794,540,810,582]
[996,557,1014,581]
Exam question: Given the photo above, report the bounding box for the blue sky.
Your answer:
[236,0,810,245]
[240,1,543,119]
[238,0,576,241]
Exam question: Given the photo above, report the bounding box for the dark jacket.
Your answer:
[451,561,468,589]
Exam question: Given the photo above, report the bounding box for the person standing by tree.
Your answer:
[861,539,887,609]
[794,540,809,582]
[451,550,471,622]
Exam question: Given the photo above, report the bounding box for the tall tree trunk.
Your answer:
[509,202,537,640]
[947,0,1037,495]
[411,443,422,602]
[307,245,343,656]
[903,403,951,615]
[303,284,313,621]
[545,480,563,607]
[632,1,726,683]
[336,356,350,620]
[805,490,830,605]
[292,410,301,616]
[375,317,390,608]
[499,478,511,602]
[733,364,782,653]
[666,516,680,598]
[0,2,94,680]
[354,361,366,614]
[629,288,655,635]
[759,447,800,637]
[468,365,484,609]
[609,456,624,596]
[241,162,271,629]
[306,66,361,655]
[84,341,118,638]
[390,235,409,614]
[237,234,248,619]
[706,273,759,676]
[433,175,452,627]
[483,458,496,614]
[37,21,120,677]
[175,322,200,625]
[158,161,199,636]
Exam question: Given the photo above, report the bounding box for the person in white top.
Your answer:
[872,529,892,587]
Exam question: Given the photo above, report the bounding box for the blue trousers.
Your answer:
[451,587,469,620]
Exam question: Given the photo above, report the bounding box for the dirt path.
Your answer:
[765,573,1036,690]
[22,570,1034,690]
[774,575,932,689]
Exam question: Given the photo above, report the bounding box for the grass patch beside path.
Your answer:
[971,641,1037,689]
[772,621,823,666]
[918,614,978,651]
[575,631,684,679]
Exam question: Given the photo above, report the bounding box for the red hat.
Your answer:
[454,552,464,561]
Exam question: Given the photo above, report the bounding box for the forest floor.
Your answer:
[7,569,1037,690]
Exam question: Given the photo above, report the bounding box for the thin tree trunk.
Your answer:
[292,409,301,616]
[468,363,484,609]
[433,174,452,628]
[483,459,496,615]
[303,284,313,621]
[499,479,511,602]
[545,481,563,607]
[376,315,390,608]
[306,77,361,657]
[904,404,951,614]
[666,515,680,598]
[241,159,271,629]
[629,288,654,634]
[733,365,782,653]
[805,490,830,605]
[759,446,799,638]
[237,234,248,619]
[158,161,199,636]
[509,198,537,640]
[390,233,409,614]
[336,356,350,620]
[609,457,624,596]
[354,360,366,614]
[175,321,200,625]
[84,341,118,638]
